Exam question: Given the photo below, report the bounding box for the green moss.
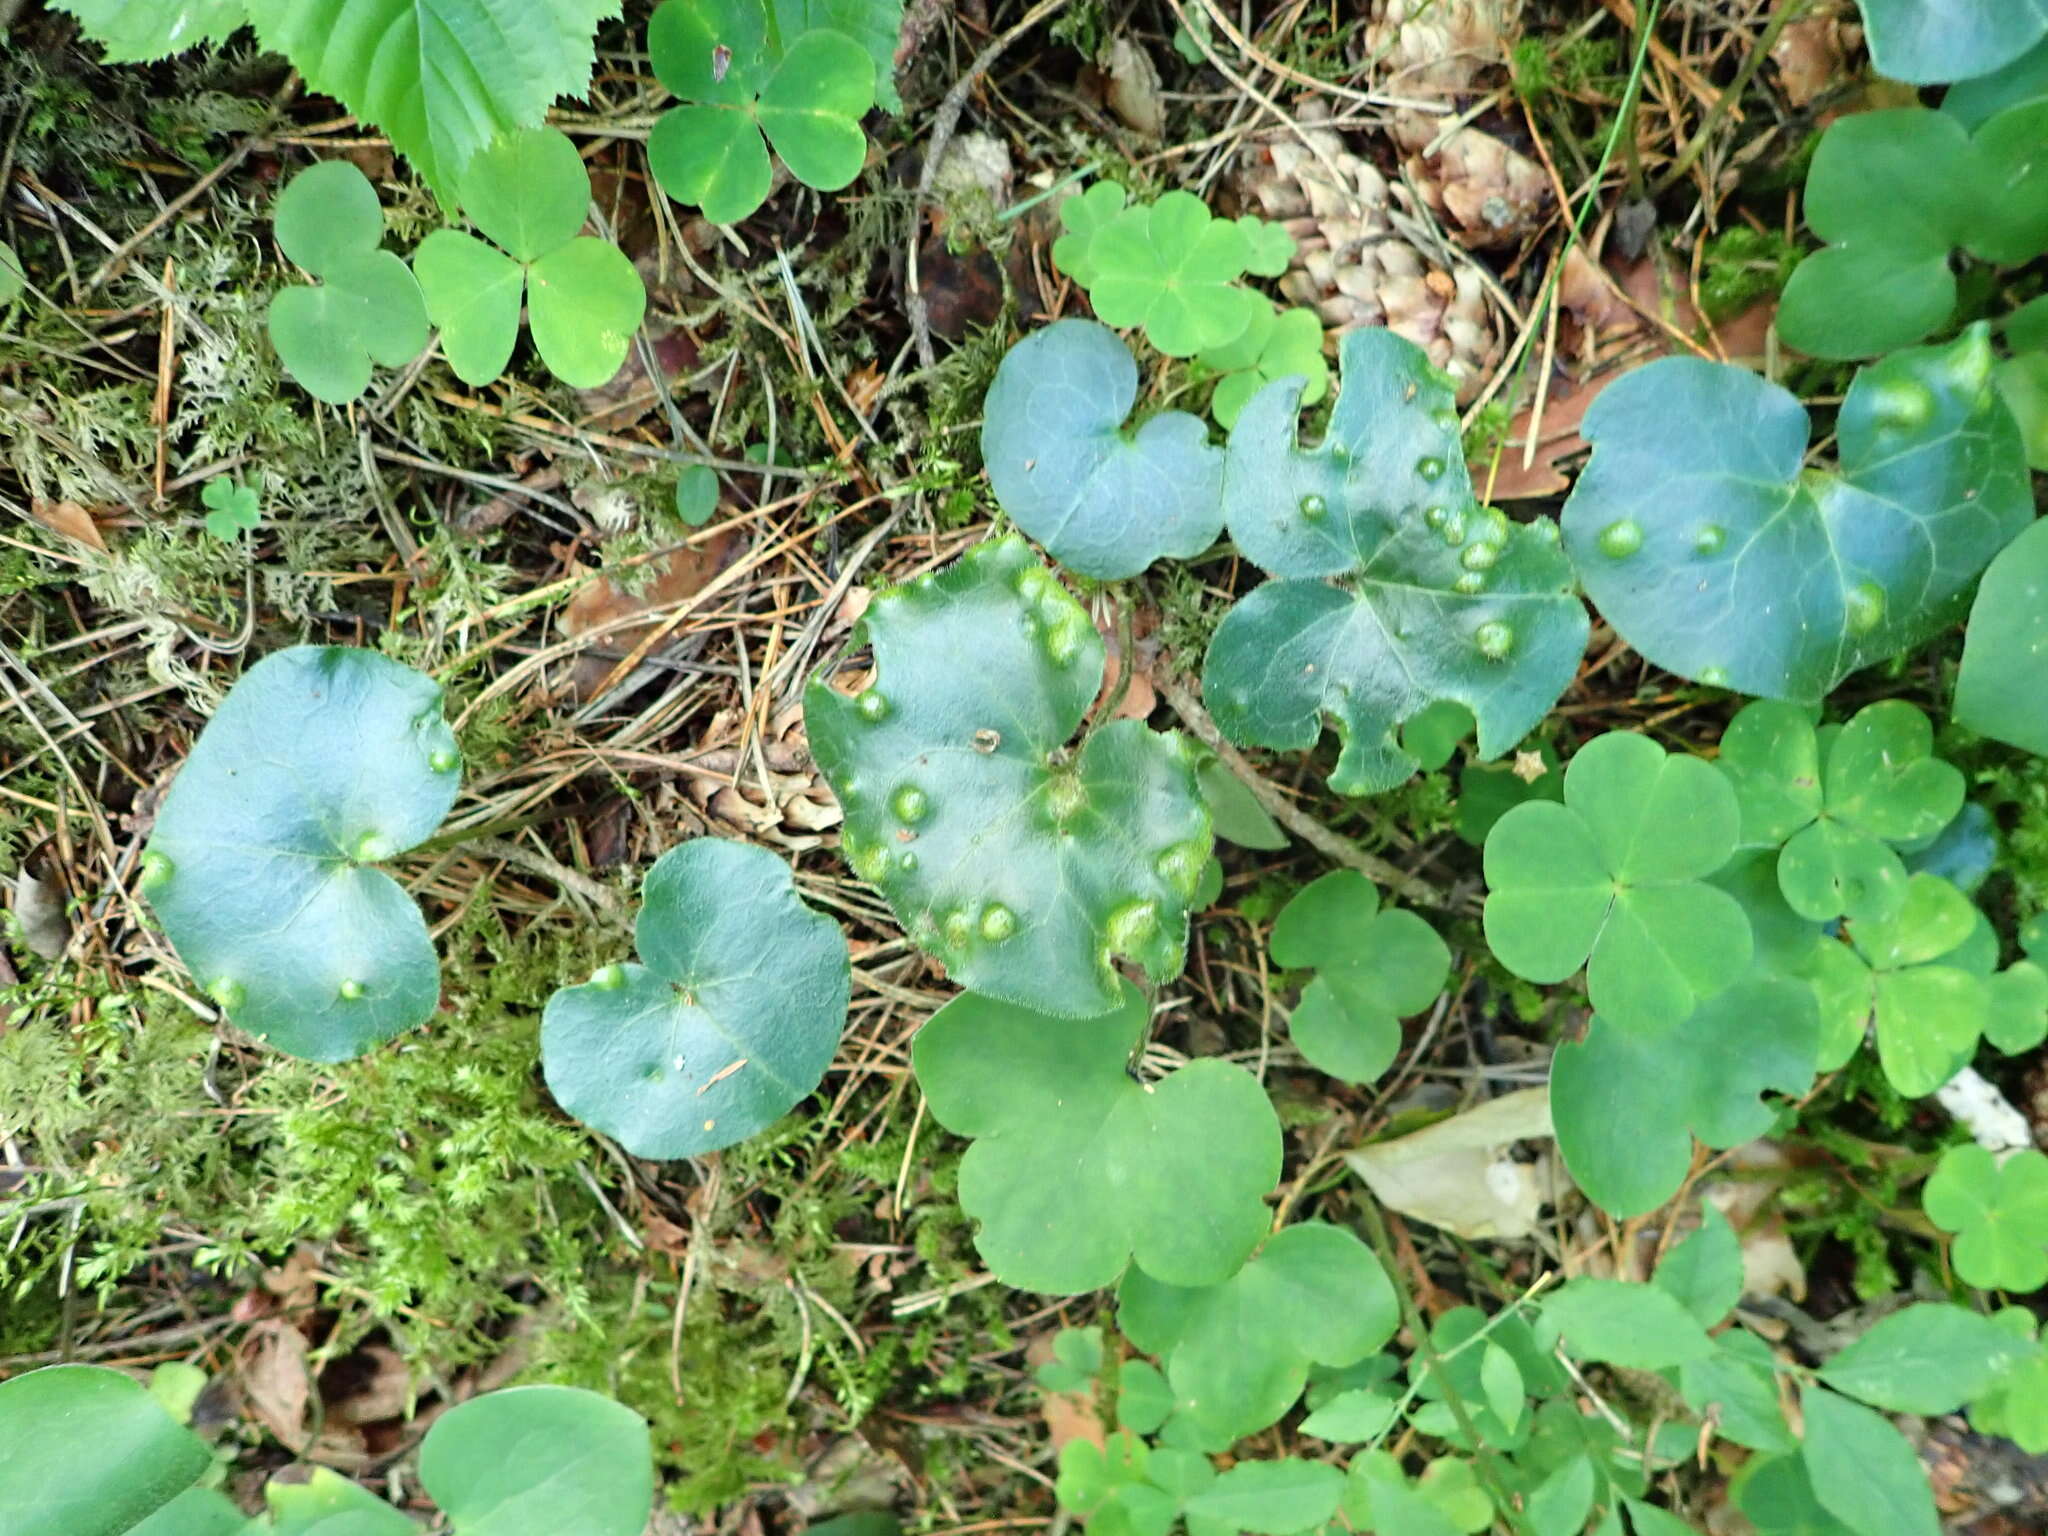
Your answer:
[1699,227,1801,323]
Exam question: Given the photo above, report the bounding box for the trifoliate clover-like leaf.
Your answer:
[913,979,1280,1294]
[1551,978,1819,1218]
[805,535,1212,1016]
[1779,105,2048,358]
[1844,872,1991,1096]
[252,0,618,204]
[1958,518,2048,757]
[1201,304,1330,429]
[1052,181,1131,288]
[1859,0,2048,90]
[1562,329,2032,702]
[771,0,906,111]
[1036,1327,1105,1396]
[1205,328,1587,795]
[419,1386,654,1536]
[200,478,260,541]
[142,646,459,1061]
[647,0,875,224]
[266,160,428,405]
[981,320,1225,579]
[413,127,645,389]
[1924,1143,2048,1291]
[1270,870,1449,1083]
[1718,699,1962,925]
[1085,191,1266,358]
[1237,216,1295,279]
[1484,731,1750,1031]
[1118,1222,1398,1442]
[540,838,850,1159]
[1987,960,2048,1053]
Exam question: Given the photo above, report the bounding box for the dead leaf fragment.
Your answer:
[1344,1087,1564,1239]
[28,499,108,552]
[239,1319,313,1451]
[1104,36,1166,139]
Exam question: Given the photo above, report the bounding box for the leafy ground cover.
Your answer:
[3,1,2048,1533]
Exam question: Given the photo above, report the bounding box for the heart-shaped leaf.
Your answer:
[1205,328,1587,794]
[1562,329,2032,702]
[1118,1222,1398,1442]
[804,535,1211,1016]
[414,127,645,388]
[1201,303,1331,429]
[647,0,875,224]
[1858,0,2048,86]
[266,160,428,404]
[540,838,849,1159]
[1551,978,1820,1218]
[1957,517,2048,755]
[771,0,907,111]
[1051,180,1130,287]
[418,1385,653,1536]
[1923,1143,2048,1290]
[912,979,1280,1294]
[1843,872,1991,1095]
[981,319,1225,579]
[1270,870,1449,1083]
[1483,731,1750,1031]
[0,1365,211,1536]
[1779,105,2048,357]
[142,646,460,1062]
[1718,699,1963,924]
[1084,191,1266,357]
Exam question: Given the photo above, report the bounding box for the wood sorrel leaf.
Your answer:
[1205,328,1587,794]
[1845,872,1991,1095]
[540,838,850,1159]
[1923,1143,2048,1291]
[981,319,1225,579]
[1270,870,1449,1083]
[1483,731,1750,1031]
[0,1365,211,1536]
[419,1386,653,1536]
[1551,978,1820,1218]
[1084,190,1265,357]
[1857,0,2048,86]
[143,646,460,1062]
[1957,518,2048,756]
[805,535,1211,1016]
[912,979,1281,1294]
[1562,328,2031,702]
[1118,1222,1398,1442]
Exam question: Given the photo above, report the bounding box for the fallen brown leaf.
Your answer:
[28,499,108,552]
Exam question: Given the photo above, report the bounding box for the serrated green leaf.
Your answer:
[1820,1303,2040,1413]
[1860,0,2048,87]
[913,979,1279,1293]
[805,535,1211,1016]
[540,838,849,1159]
[1924,1143,2048,1290]
[418,1386,652,1536]
[1552,978,1818,1218]
[143,646,459,1061]
[0,1365,212,1536]
[1562,329,2032,700]
[1484,731,1749,1030]
[1206,329,1587,794]
[981,319,1225,578]
[1184,1460,1344,1533]
[1542,1279,1715,1370]
[1958,518,2048,755]
[1799,1387,1937,1536]
[54,0,250,60]
[1118,1222,1398,1442]
[1086,192,1262,357]
[250,0,618,202]
[1271,870,1448,1083]
[1654,1203,1743,1329]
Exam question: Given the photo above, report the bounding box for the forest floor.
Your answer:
[2,0,2046,1531]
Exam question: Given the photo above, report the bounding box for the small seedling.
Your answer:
[266,160,429,405]
[200,476,260,540]
[1562,327,2033,701]
[1778,103,2048,358]
[1118,1222,1397,1443]
[1716,698,1963,925]
[1035,1326,1104,1394]
[1855,0,2048,83]
[646,0,876,224]
[804,535,1212,1017]
[980,318,1224,579]
[413,126,647,389]
[1070,190,1284,357]
[1958,516,2048,756]
[674,463,720,526]
[912,980,1281,1294]
[1198,302,1330,428]
[540,838,851,1159]
[1483,731,1751,1030]
[142,646,461,1061]
[1204,328,1587,796]
[1925,1143,2048,1291]
[1269,870,1449,1084]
